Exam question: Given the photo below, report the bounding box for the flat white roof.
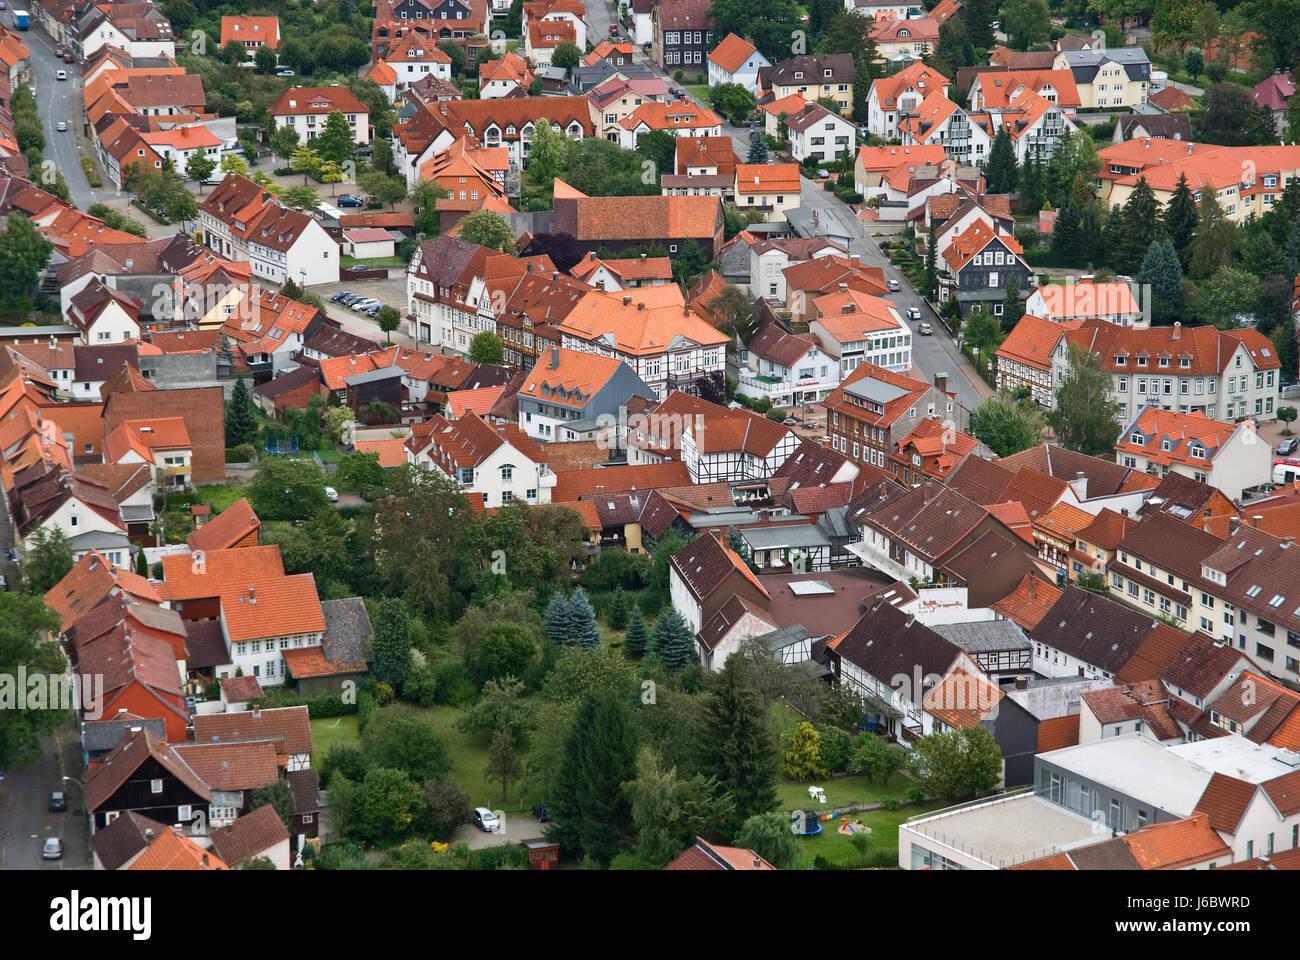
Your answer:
[1038,734,1210,816]
[1168,736,1300,784]
[903,792,1100,868]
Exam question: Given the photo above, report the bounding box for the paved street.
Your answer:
[24,26,110,212]
[0,722,91,871]
[592,1,992,413]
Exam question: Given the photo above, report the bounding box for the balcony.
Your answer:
[164,464,191,476]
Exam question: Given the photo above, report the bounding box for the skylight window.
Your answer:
[1246,585,1262,597]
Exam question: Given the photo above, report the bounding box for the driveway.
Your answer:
[451,808,549,850]
[313,278,420,348]
[0,721,91,871]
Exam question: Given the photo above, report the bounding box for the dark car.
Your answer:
[62,53,75,64]
[337,194,364,207]
[1277,437,1300,457]
[48,791,67,812]
[532,803,549,822]
[331,291,353,302]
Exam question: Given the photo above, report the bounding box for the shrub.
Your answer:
[905,785,925,805]
[432,658,476,706]
[884,796,902,810]
[674,69,684,80]
[816,726,852,773]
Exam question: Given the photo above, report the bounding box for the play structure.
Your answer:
[792,810,823,836]
[837,820,872,836]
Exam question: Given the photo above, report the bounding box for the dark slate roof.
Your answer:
[82,714,166,754]
[255,363,323,399]
[830,599,961,686]
[287,767,321,816]
[1066,837,1143,870]
[1029,586,1157,675]
[1117,112,1192,141]
[91,811,173,871]
[320,597,372,671]
[302,326,380,358]
[184,619,231,670]
[1161,631,1256,699]
[74,345,139,382]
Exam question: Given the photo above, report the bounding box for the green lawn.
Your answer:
[196,483,252,512]
[340,255,406,268]
[425,705,545,813]
[310,714,360,766]
[776,772,917,813]
[789,802,943,867]
[682,83,710,103]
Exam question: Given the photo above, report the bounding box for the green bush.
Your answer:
[307,692,356,718]
[467,843,528,870]
[432,658,476,706]
[883,796,902,810]
[816,726,852,773]
[905,785,925,805]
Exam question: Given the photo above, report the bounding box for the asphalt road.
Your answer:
[0,724,91,871]
[594,0,990,413]
[24,27,109,211]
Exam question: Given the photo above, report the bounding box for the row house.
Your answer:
[219,289,325,377]
[734,163,800,223]
[899,92,993,166]
[970,89,1077,163]
[216,575,326,688]
[406,411,556,506]
[104,416,192,491]
[968,68,1081,115]
[406,235,494,353]
[1054,48,1150,109]
[199,174,339,286]
[553,192,725,260]
[524,19,577,67]
[269,86,371,149]
[668,531,770,639]
[522,0,588,49]
[1097,141,1300,224]
[739,320,841,407]
[782,252,888,320]
[1024,278,1143,326]
[557,285,729,399]
[571,252,674,291]
[1193,526,1300,685]
[478,51,533,99]
[618,99,723,150]
[1061,319,1282,424]
[517,345,654,442]
[394,97,595,186]
[865,62,950,140]
[809,287,911,376]
[826,599,989,743]
[854,142,949,201]
[995,312,1070,408]
[492,266,588,371]
[763,53,856,117]
[653,0,713,72]
[823,363,965,475]
[590,77,655,142]
[749,236,845,304]
[69,3,175,61]
[1115,404,1273,501]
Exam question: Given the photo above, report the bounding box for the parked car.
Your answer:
[337,194,364,207]
[918,321,933,335]
[331,291,353,302]
[1276,437,1300,457]
[276,69,294,77]
[886,279,901,292]
[42,837,63,860]
[817,168,830,179]
[62,53,75,63]
[339,294,364,305]
[185,695,197,712]
[56,120,67,131]
[365,305,382,316]
[48,791,67,812]
[352,299,379,311]
[324,486,339,502]
[532,803,549,822]
[55,70,67,80]
[906,307,921,321]
[608,22,619,34]
[473,807,500,832]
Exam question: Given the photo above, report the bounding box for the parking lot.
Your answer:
[312,276,416,347]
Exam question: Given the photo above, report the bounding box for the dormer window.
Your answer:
[794,71,804,79]
[1114,355,1126,366]
[1136,356,1147,367]
[1161,438,1172,451]
[1190,446,1206,459]
[1130,433,1144,445]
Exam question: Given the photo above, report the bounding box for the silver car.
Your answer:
[42,837,63,859]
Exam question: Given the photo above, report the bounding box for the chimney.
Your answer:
[550,346,560,369]
[923,480,933,503]
[1069,470,1088,501]
[838,282,848,293]
[638,302,646,311]
[526,262,533,273]
[933,372,947,394]
[753,857,762,869]
[202,853,210,867]
[622,294,632,306]
[252,707,261,719]
[1229,515,1240,534]
[1015,676,1029,690]
[1253,514,1264,527]
[1172,321,1181,340]
[144,828,154,839]
[552,271,559,281]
